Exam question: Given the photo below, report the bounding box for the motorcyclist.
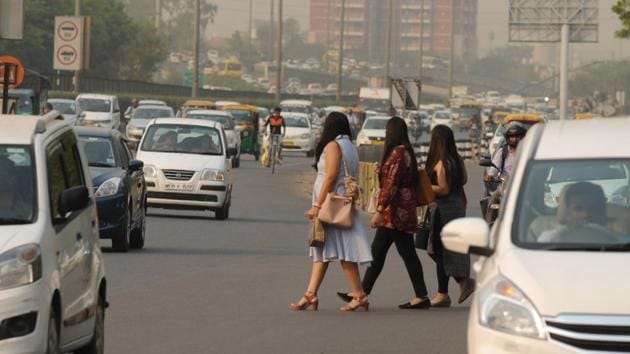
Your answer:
[484,122,527,181]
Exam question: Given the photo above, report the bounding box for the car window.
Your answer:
[226,110,252,125]
[187,114,234,129]
[363,119,388,130]
[77,98,111,113]
[118,138,130,168]
[50,101,76,115]
[133,108,173,119]
[0,146,35,223]
[141,124,223,156]
[79,136,118,168]
[284,116,309,128]
[515,159,630,249]
[46,142,66,220]
[61,133,86,188]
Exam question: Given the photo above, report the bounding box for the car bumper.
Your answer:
[282,138,312,152]
[146,181,229,211]
[95,194,128,239]
[0,281,48,354]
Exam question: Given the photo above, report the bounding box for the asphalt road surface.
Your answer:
[103,150,485,354]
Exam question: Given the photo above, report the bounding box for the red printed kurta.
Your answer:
[378,146,418,234]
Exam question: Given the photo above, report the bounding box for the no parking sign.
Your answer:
[53,16,90,71]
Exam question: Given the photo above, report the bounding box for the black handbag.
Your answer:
[414,208,431,250]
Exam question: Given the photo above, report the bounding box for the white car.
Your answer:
[282,113,315,157]
[138,99,167,106]
[0,112,106,353]
[126,105,175,149]
[136,118,233,219]
[76,93,121,130]
[356,116,389,147]
[430,111,453,131]
[47,98,78,125]
[442,117,630,354]
[185,109,242,168]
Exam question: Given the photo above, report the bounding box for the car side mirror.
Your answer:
[129,159,144,172]
[59,186,90,216]
[441,217,493,256]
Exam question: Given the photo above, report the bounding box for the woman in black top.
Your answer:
[425,125,475,307]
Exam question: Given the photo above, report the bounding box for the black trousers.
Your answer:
[362,227,428,298]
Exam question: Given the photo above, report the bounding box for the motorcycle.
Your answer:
[479,157,506,227]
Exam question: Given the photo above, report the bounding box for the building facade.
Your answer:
[309,0,478,60]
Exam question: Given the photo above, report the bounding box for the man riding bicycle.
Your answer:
[265,107,286,160]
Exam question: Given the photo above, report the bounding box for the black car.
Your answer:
[76,127,147,252]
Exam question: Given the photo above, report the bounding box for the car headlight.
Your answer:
[357,133,371,145]
[0,244,42,291]
[95,177,122,197]
[200,168,225,182]
[126,124,143,136]
[143,165,157,178]
[479,274,545,339]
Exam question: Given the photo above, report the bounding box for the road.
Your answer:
[103,150,485,354]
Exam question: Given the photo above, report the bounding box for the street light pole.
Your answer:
[385,0,393,88]
[74,0,80,92]
[336,0,346,102]
[248,0,253,57]
[275,0,283,101]
[192,0,200,98]
[559,23,569,120]
[448,0,455,100]
[418,0,424,79]
[269,0,275,62]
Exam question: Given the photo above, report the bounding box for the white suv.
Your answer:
[75,93,121,131]
[0,112,106,353]
[443,117,630,353]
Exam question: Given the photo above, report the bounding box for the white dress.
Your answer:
[309,135,373,266]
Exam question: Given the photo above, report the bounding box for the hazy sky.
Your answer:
[207,0,629,61]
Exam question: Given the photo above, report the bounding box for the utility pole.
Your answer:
[385,0,393,89]
[155,0,161,30]
[448,0,455,100]
[74,0,81,92]
[248,0,253,58]
[559,23,569,120]
[336,0,346,102]
[418,0,424,78]
[326,0,332,48]
[269,0,275,62]
[192,0,200,98]
[275,0,283,101]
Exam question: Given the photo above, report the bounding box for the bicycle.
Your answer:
[269,133,282,174]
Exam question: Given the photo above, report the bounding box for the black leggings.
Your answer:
[362,227,428,298]
[432,213,466,294]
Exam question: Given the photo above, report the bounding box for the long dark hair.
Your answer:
[313,112,352,170]
[425,125,464,189]
[381,117,419,184]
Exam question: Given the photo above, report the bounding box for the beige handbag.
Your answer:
[366,188,379,214]
[318,193,354,228]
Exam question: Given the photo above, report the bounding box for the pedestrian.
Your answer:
[338,116,431,309]
[291,112,373,312]
[42,102,53,114]
[124,98,139,118]
[425,125,475,307]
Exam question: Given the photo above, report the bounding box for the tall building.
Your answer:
[309,0,478,60]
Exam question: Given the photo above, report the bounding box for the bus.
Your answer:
[217,58,243,77]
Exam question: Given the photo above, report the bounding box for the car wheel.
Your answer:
[215,198,230,221]
[46,307,61,354]
[233,155,240,168]
[130,203,146,250]
[112,209,131,252]
[75,296,105,354]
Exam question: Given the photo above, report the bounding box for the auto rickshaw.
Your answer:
[574,113,602,120]
[222,104,260,161]
[491,111,511,125]
[177,99,215,117]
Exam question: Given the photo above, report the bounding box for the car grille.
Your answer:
[148,192,217,202]
[162,169,195,181]
[545,316,630,352]
[368,137,384,142]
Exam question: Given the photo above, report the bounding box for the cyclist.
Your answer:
[264,107,286,160]
[484,122,527,180]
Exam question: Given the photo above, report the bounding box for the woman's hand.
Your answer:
[305,207,319,220]
[370,212,384,229]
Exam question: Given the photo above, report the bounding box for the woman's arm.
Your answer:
[431,160,451,196]
[461,158,468,186]
[306,142,342,220]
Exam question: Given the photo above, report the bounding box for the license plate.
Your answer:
[283,140,295,146]
[372,141,384,145]
[164,183,194,192]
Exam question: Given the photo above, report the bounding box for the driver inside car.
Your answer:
[538,182,612,243]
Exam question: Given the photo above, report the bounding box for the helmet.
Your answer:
[273,106,281,113]
[504,123,527,147]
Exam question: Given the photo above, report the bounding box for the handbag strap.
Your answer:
[334,140,351,178]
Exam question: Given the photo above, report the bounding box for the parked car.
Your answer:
[430,111,453,131]
[442,117,630,354]
[185,109,242,167]
[356,116,390,147]
[47,98,78,125]
[0,112,106,354]
[75,93,122,130]
[282,113,315,157]
[76,127,147,252]
[126,105,175,149]
[136,119,233,219]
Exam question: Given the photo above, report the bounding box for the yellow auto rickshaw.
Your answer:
[491,111,511,125]
[222,104,260,161]
[177,99,215,117]
[574,113,602,120]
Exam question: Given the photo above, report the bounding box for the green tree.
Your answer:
[161,0,218,52]
[613,0,630,38]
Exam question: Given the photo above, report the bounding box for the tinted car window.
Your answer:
[0,146,35,223]
[79,136,118,168]
[46,142,67,219]
[141,124,223,155]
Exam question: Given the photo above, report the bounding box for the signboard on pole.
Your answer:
[53,16,89,71]
[391,78,422,111]
[0,0,24,40]
[0,56,24,89]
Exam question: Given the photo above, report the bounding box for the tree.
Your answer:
[161,0,218,52]
[613,0,630,38]
[254,18,325,61]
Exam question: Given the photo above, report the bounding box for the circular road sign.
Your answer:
[57,21,79,42]
[56,45,78,66]
[0,56,25,88]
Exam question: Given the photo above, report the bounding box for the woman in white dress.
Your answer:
[290,112,373,312]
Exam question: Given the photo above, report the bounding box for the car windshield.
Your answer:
[79,136,119,168]
[133,108,173,119]
[141,124,223,155]
[360,99,389,112]
[226,110,252,125]
[515,159,630,251]
[77,98,111,113]
[0,146,35,224]
[284,116,309,128]
[186,114,234,129]
[50,101,76,115]
[435,112,450,119]
[282,105,310,114]
[363,119,388,130]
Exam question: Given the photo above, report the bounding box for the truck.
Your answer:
[358,87,391,114]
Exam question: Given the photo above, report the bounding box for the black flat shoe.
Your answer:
[336,292,353,303]
[398,298,431,309]
[431,296,452,308]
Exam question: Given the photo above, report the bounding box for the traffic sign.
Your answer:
[53,16,88,71]
[0,55,25,88]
